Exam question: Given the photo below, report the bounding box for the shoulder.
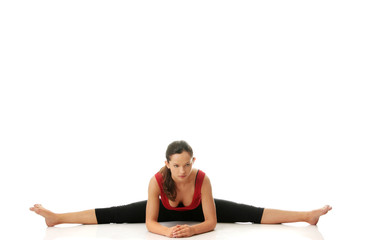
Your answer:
[202,174,211,186]
[200,173,214,202]
[148,176,160,195]
[196,169,209,182]
[200,172,212,192]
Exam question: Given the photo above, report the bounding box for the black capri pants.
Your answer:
[95,199,264,224]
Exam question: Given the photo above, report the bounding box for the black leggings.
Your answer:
[95,199,264,224]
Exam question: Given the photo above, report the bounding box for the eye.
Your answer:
[174,165,179,168]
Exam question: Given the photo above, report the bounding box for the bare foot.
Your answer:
[30,204,59,227]
[307,205,332,225]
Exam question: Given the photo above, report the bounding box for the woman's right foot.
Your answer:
[30,204,59,227]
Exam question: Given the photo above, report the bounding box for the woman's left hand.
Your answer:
[172,224,194,238]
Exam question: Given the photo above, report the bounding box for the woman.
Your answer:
[30,140,332,238]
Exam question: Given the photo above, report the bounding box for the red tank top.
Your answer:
[155,169,206,211]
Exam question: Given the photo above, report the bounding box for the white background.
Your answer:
[1,1,366,239]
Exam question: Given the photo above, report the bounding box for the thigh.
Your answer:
[215,199,264,223]
[95,200,147,224]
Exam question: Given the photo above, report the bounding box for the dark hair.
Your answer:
[160,140,194,201]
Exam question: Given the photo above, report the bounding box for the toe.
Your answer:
[320,205,332,215]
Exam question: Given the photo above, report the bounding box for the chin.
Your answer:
[174,176,187,181]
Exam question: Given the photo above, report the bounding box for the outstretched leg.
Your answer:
[30,204,97,226]
[214,199,332,225]
[215,199,265,223]
[261,205,332,224]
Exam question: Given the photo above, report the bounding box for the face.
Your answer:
[166,151,196,182]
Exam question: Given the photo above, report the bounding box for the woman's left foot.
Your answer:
[307,205,332,225]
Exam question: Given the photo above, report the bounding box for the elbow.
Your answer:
[212,220,217,230]
[208,219,217,231]
[145,220,154,232]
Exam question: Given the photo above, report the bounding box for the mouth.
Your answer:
[179,175,186,178]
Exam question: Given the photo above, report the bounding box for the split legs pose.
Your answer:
[30,203,332,227]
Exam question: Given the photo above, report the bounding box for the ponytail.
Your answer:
[160,166,177,201]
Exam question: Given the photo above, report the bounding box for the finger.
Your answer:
[178,226,188,231]
[174,231,187,238]
[173,229,181,237]
[173,232,181,238]
[174,229,188,237]
[172,226,181,232]
[175,229,182,234]
[171,228,179,238]
[173,226,183,232]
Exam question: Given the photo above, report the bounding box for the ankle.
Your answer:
[304,211,312,222]
[55,213,65,224]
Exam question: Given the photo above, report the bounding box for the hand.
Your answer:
[171,224,194,238]
[166,225,180,238]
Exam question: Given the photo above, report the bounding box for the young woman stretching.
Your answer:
[30,140,332,238]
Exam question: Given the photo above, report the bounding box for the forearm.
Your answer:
[191,220,216,235]
[146,221,170,237]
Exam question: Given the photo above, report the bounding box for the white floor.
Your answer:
[8,210,364,240]
[39,222,325,240]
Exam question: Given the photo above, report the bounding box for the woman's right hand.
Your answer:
[166,225,180,238]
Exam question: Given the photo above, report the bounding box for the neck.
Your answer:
[172,170,195,187]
